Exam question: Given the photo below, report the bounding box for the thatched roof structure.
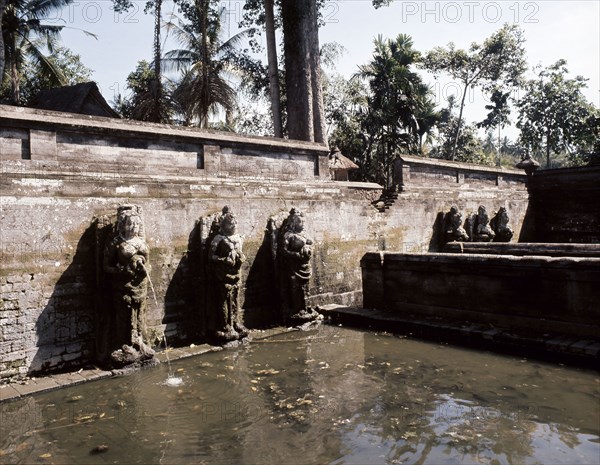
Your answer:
[328,147,359,171]
[32,82,120,118]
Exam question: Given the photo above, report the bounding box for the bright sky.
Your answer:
[56,0,599,138]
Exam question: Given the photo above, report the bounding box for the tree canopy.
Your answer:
[517,60,599,167]
[423,23,527,160]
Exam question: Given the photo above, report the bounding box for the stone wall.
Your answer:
[384,156,529,252]
[362,252,600,339]
[0,106,529,379]
[525,165,600,243]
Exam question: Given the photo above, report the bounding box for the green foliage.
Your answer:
[477,89,511,130]
[325,73,369,174]
[0,44,92,104]
[517,60,600,168]
[423,24,527,159]
[163,4,259,127]
[355,34,434,186]
[1,0,74,103]
[430,96,492,165]
[113,60,173,122]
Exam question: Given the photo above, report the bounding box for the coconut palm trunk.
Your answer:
[201,0,209,128]
[0,0,6,83]
[264,0,282,138]
[152,0,162,122]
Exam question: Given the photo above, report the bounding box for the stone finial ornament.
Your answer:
[516,150,540,176]
[102,204,155,366]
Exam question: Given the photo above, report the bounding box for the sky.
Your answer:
[56,0,600,139]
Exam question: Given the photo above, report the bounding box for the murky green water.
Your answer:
[1,326,598,464]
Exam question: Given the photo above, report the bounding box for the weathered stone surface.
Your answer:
[443,242,600,257]
[525,165,600,243]
[0,106,530,379]
[362,252,600,339]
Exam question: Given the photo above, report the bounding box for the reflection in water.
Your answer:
[1,326,598,464]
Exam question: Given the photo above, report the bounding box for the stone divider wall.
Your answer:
[361,252,600,339]
[0,106,529,379]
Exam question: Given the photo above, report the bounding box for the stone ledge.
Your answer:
[320,304,600,368]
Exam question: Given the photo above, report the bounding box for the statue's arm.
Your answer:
[282,234,302,259]
[209,236,228,263]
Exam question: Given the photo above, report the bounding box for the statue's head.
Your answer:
[498,207,509,225]
[117,205,142,240]
[478,205,489,222]
[220,211,237,236]
[450,205,462,219]
[287,208,305,233]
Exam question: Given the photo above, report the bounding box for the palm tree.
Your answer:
[414,96,440,155]
[355,34,428,186]
[2,0,70,104]
[163,4,254,128]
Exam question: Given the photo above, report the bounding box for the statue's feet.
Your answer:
[234,322,249,338]
[289,308,322,325]
[215,325,239,343]
[110,341,156,367]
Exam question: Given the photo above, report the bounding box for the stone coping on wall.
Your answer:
[0,105,328,154]
[381,251,600,267]
[443,242,600,257]
[393,155,527,192]
[400,155,525,176]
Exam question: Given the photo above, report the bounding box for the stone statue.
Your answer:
[102,204,155,366]
[277,208,321,325]
[207,207,248,342]
[491,207,514,242]
[473,205,496,242]
[444,206,469,243]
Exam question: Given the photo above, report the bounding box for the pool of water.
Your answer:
[1,326,598,464]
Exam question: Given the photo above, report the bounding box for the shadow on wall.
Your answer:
[31,225,96,375]
[242,227,280,329]
[163,221,204,345]
[517,197,537,242]
[428,212,445,252]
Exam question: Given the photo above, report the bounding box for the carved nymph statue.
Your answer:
[444,206,469,243]
[207,207,248,342]
[102,204,154,365]
[491,207,514,242]
[277,208,321,325]
[473,205,496,242]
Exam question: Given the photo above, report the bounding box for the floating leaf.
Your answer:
[256,369,280,375]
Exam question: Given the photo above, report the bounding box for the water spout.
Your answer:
[141,263,183,386]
